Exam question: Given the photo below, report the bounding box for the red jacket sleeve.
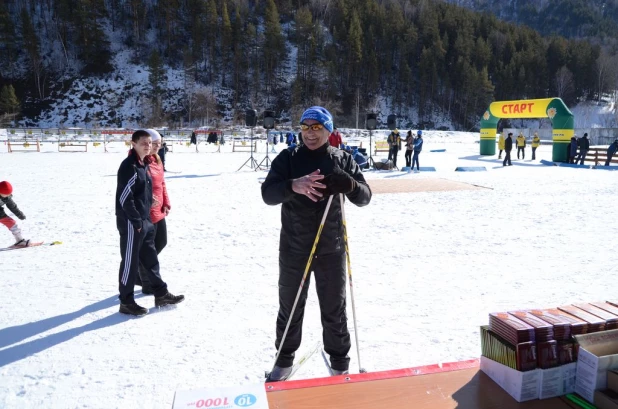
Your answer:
[162,177,171,209]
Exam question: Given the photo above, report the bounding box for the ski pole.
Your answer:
[270,194,334,374]
[340,193,366,373]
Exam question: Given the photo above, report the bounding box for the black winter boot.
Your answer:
[119,302,148,316]
[155,292,185,307]
[266,365,293,382]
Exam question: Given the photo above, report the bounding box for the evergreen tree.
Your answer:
[20,8,44,99]
[0,85,20,115]
[158,0,181,58]
[75,0,112,74]
[345,9,363,99]
[0,3,16,73]
[188,0,206,65]
[206,0,218,82]
[148,50,164,119]
[221,0,232,86]
[263,0,284,98]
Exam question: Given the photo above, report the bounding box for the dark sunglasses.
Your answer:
[300,123,324,131]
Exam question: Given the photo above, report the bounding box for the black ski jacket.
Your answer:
[0,195,25,219]
[115,149,152,230]
[579,137,590,150]
[261,143,372,257]
[505,137,513,152]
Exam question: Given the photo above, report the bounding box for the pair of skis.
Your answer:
[265,340,323,382]
[0,240,62,252]
[265,340,353,382]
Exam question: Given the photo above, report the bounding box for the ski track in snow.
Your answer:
[1,132,617,408]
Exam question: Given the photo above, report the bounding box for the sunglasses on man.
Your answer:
[300,123,325,131]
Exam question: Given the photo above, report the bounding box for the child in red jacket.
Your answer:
[0,181,30,247]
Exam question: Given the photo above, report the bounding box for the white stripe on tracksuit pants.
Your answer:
[117,217,167,303]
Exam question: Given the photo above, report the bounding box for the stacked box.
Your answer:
[576,303,618,330]
[558,305,606,332]
[509,310,558,369]
[480,325,537,371]
[489,312,536,345]
[508,310,554,341]
[592,302,618,318]
[527,309,573,340]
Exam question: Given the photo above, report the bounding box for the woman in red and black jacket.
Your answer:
[137,129,172,294]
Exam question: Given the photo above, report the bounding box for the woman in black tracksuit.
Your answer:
[115,130,184,316]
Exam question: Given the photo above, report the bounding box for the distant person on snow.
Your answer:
[516,132,526,160]
[286,132,297,147]
[605,139,618,166]
[577,133,590,165]
[190,131,198,152]
[328,127,343,149]
[261,106,372,381]
[569,136,578,164]
[503,133,513,166]
[158,137,168,172]
[135,129,172,295]
[498,132,505,159]
[0,181,30,247]
[115,129,184,316]
[531,132,540,160]
[412,131,423,172]
[404,130,414,168]
[387,129,401,167]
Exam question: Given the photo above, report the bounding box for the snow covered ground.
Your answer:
[1,131,617,408]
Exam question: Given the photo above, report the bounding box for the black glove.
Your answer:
[320,166,358,196]
[18,214,25,220]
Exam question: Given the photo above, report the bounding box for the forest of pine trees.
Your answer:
[0,0,616,129]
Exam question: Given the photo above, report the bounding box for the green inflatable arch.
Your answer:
[480,98,574,162]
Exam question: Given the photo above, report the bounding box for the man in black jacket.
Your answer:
[577,133,590,165]
[503,132,513,166]
[115,130,184,316]
[261,106,372,381]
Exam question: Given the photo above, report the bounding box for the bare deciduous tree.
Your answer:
[596,51,616,104]
[193,90,220,127]
[555,66,574,100]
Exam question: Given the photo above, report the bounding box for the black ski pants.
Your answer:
[517,147,525,159]
[275,251,351,371]
[503,150,512,166]
[117,217,167,303]
[404,150,412,167]
[389,147,399,167]
[138,218,168,289]
[532,147,537,160]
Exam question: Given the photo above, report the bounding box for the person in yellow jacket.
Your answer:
[498,132,505,159]
[531,132,541,160]
[516,132,526,160]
